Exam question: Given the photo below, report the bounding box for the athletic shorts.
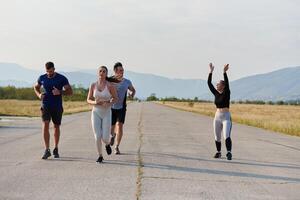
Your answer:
[111,108,126,125]
[41,106,63,125]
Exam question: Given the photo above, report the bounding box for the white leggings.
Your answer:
[91,106,111,156]
[213,111,232,142]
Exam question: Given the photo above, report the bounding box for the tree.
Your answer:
[146,93,159,101]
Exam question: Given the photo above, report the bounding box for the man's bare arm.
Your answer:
[128,85,136,98]
[33,83,44,100]
[62,84,73,96]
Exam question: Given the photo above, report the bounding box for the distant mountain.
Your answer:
[63,70,208,99]
[230,67,300,101]
[1,62,300,101]
[0,63,41,83]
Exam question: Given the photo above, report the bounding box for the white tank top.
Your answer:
[93,82,112,102]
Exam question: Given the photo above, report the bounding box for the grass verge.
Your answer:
[158,101,300,137]
[0,100,91,117]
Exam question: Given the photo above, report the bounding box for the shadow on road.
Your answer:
[142,152,300,170]
[142,161,300,182]
[140,152,300,183]
[46,156,95,163]
[40,152,300,183]
[48,154,139,167]
[0,126,40,129]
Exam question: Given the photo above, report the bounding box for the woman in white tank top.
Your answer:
[87,66,118,163]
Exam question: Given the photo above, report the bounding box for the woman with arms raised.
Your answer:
[208,63,233,160]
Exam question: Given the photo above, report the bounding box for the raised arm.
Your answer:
[207,63,217,95]
[223,64,230,91]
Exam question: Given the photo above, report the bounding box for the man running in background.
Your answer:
[34,62,73,159]
[110,62,136,154]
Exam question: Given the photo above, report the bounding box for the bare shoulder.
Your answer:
[90,82,97,90]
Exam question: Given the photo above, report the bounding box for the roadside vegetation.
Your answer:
[146,93,300,136]
[0,100,91,117]
[158,101,300,137]
[0,86,137,117]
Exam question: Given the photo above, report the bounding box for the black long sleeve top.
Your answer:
[207,72,230,108]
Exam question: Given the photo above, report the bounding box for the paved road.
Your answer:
[0,102,299,200]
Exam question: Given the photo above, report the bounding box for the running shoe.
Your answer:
[226,152,232,160]
[96,156,103,163]
[213,152,221,158]
[42,149,51,159]
[105,145,112,155]
[53,147,59,158]
[115,146,120,155]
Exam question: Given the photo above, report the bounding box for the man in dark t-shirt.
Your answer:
[34,62,73,159]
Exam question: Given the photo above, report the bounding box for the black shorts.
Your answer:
[41,107,63,125]
[111,108,126,125]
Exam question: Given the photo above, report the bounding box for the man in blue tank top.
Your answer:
[110,62,136,154]
[34,62,73,159]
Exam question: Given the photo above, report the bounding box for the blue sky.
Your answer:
[0,0,299,80]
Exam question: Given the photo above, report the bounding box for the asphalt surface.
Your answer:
[0,102,299,200]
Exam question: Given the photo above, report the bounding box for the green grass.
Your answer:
[0,100,91,117]
[158,101,300,137]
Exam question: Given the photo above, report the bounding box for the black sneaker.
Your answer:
[42,149,51,159]
[115,146,120,155]
[105,145,112,155]
[96,156,103,163]
[226,152,232,160]
[214,152,221,159]
[110,133,116,146]
[53,148,59,158]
